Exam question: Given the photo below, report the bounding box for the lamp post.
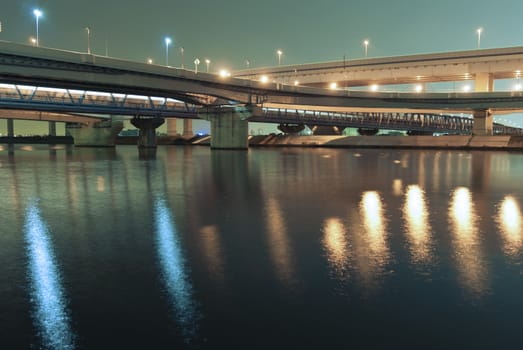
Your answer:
[164,37,171,66]
[363,40,369,57]
[181,47,184,68]
[85,27,91,54]
[277,49,282,66]
[205,59,210,73]
[476,28,483,49]
[194,58,200,73]
[33,9,42,47]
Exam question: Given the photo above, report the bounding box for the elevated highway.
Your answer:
[233,46,523,91]
[1,41,523,148]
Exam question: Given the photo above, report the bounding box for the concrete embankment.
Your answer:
[247,135,523,150]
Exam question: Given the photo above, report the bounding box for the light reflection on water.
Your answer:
[348,191,390,291]
[449,187,488,297]
[154,196,199,342]
[322,217,349,281]
[497,196,523,257]
[24,202,75,350]
[265,196,296,286]
[403,185,434,266]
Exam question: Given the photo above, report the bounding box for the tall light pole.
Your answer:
[277,49,282,66]
[476,28,483,49]
[194,58,200,73]
[205,58,210,73]
[33,9,42,47]
[164,37,171,66]
[363,39,369,57]
[180,47,184,69]
[85,27,91,54]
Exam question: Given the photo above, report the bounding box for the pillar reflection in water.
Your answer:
[449,187,488,297]
[403,185,434,265]
[154,197,199,341]
[24,202,75,350]
[199,225,225,286]
[497,196,523,257]
[322,217,349,281]
[265,196,296,286]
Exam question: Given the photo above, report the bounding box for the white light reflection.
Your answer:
[497,196,523,257]
[322,217,350,281]
[449,187,488,297]
[350,191,390,291]
[403,185,433,265]
[154,197,199,341]
[24,202,75,350]
[265,197,296,287]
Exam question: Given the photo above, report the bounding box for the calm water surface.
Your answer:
[1,145,523,349]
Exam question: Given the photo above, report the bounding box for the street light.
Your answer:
[180,47,184,69]
[29,37,37,46]
[476,28,483,49]
[277,50,283,66]
[194,58,200,73]
[205,59,210,73]
[147,58,153,64]
[164,37,171,66]
[363,39,369,57]
[33,9,42,47]
[85,27,91,54]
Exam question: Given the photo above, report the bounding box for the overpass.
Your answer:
[2,41,523,148]
[233,46,523,92]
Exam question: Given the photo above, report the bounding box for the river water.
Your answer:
[1,145,523,349]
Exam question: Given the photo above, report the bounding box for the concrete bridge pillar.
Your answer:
[166,118,177,136]
[475,72,493,92]
[183,119,193,138]
[472,109,493,136]
[7,119,14,137]
[130,117,165,148]
[200,106,252,149]
[48,121,57,136]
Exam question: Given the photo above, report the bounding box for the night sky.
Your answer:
[1,0,523,134]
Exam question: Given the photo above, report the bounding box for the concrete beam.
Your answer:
[475,72,493,92]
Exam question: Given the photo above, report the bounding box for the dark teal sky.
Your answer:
[1,0,523,134]
[2,0,523,69]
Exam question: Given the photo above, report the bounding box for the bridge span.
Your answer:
[1,41,523,148]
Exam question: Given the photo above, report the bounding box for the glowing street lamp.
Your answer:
[147,58,153,64]
[205,58,210,73]
[33,9,42,47]
[476,28,483,49]
[363,39,369,57]
[29,37,37,46]
[164,37,171,66]
[85,27,91,54]
[194,58,200,73]
[277,50,283,66]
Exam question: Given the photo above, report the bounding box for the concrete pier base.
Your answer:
[130,117,165,148]
[472,110,493,136]
[201,107,252,149]
[66,119,124,147]
[183,119,193,138]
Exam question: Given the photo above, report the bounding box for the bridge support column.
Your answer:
[183,119,193,138]
[7,119,14,137]
[166,118,178,136]
[48,121,57,136]
[66,119,124,147]
[131,117,165,148]
[200,106,252,149]
[475,72,493,92]
[472,109,493,136]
